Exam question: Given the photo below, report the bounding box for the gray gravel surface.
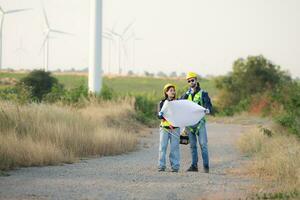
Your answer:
[0,123,257,200]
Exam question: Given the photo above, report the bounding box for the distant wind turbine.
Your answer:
[0,6,31,70]
[109,20,135,74]
[102,32,114,74]
[125,30,142,72]
[40,1,72,72]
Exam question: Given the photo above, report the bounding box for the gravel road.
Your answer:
[0,123,257,200]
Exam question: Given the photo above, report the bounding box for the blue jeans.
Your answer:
[158,127,180,170]
[187,123,209,168]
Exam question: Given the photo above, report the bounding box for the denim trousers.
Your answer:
[158,127,180,170]
[187,123,209,168]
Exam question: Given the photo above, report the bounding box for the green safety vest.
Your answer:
[188,90,203,106]
[187,90,206,134]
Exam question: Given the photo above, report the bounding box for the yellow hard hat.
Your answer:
[163,83,176,93]
[186,72,198,80]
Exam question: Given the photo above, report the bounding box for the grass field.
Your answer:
[0,72,218,98]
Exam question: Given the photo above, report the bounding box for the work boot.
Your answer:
[187,165,198,172]
[171,168,179,173]
[203,167,209,173]
[158,168,165,172]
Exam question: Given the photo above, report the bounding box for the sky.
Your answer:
[0,0,300,77]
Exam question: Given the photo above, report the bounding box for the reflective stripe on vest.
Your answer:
[187,90,203,106]
[161,119,172,127]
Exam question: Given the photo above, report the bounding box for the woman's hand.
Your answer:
[205,109,210,114]
[158,111,164,118]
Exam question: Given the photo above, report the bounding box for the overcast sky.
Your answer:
[1,0,300,77]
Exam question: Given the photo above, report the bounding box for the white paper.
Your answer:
[161,99,206,127]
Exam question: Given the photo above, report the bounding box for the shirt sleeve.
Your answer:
[157,100,164,119]
[202,92,213,113]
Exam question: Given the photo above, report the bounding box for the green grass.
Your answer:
[0,72,26,80]
[0,72,218,98]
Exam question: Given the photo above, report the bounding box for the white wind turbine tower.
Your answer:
[89,0,102,93]
[0,6,30,70]
[41,2,72,72]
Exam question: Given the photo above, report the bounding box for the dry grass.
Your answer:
[0,99,144,171]
[237,126,300,192]
[0,77,17,86]
[208,112,272,126]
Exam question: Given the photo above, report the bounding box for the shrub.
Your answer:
[62,84,88,105]
[44,83,66,103]
[272,81,300,137]
[99,84,115,100]
[215,55,291,114]
[134,93,158,127]
[0,84,32,104]
[18,70,59,102]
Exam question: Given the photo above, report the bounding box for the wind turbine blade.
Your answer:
[0,6,4,13]
[5,8,31,14]
[103,31,113,37]
[102,35,112,40]
[111,31,122,39]
[122,20,136,36]
[41,2,50,28]
[51,29,73,35]
[125,33,135,41]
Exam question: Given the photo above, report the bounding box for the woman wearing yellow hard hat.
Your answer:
[157,83,180,172]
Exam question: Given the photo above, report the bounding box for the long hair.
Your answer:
[164,86,176,100]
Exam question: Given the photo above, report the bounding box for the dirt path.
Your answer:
[0,123,258,200]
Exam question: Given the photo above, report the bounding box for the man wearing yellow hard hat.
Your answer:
[181,72,212,173]
[157,83,180,172]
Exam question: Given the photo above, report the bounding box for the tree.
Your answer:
[157,71,167,78]
[169,71,177,78]
[144,71,154,77]
[128,70,135,76]
[19,70,60,101]
[179,72,186,78]
[215,55,291,114]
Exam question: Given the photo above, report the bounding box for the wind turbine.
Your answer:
[40,2,72,72]
[89,0,102,93]
[125,30,142,73]
[108,21,135,75]
[102,32,114,74]
[0,6,30,70]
